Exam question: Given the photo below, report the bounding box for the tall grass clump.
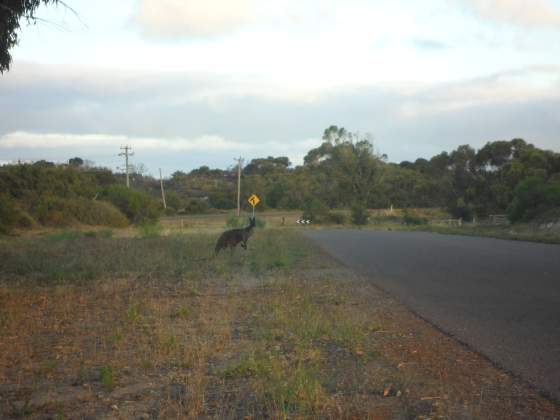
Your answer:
[137,222,164,238]
[225,215,246,229]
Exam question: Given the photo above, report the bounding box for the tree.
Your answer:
[68,157,84,167]
[322,125,349,145]
[243,156,290,176]
[1,0,68,72]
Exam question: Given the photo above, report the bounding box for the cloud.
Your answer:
[399,66,560,118]
[1,61,559,171]
[0,131,322,171]
[0,132,250,152]
[134,0,255,37]
[455,0,560,28]
[412,38,448,51]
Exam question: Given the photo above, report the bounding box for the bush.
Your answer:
[66,199,129,227]
[34,197,128,228]
[101,185,160,224]
[449,197,474,220]
[226,215,246,228]
[0,194,19,234]
[508,177,560,223]
[182,198,209,214]
[351,203,369,225]
[15,210,36,229]
[325,211,346,225]
[301,198,329,223]
[137,222,164,238]
[403,210,428,225]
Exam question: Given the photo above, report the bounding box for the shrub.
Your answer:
[226,215,246,228]
[0,194,19,234]
[325,211,346,225]
[301,198,329,223]
[137,222,164,238]
[65,199,129,227]
[508,177,560,223]
[351,203,369,225]
[101,185,160,224]
[182,198,209,214]
[403,210,428,225]
[34,197,128,228]
[449,197,474,220]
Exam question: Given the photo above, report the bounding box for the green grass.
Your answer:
[0,230,314,285]
[136,222,164,238]
[100,365,116,390]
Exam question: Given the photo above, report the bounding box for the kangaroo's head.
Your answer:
[248,217,256,228]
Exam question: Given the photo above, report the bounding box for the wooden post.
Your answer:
[159,168,167,209]
[119,145,134,188]
[235,157,243,217]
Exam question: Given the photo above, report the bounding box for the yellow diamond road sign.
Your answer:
[248,194,260,207]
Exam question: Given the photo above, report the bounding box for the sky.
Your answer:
[1,0,559,175]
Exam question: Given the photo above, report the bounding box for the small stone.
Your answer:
[111,404,119,410]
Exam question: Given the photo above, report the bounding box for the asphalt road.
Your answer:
[304,230,560,401]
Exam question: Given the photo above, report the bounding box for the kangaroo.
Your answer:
[214,217,256,255]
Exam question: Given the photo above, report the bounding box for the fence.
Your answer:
[430,218,463,226]
[488,214,508,225]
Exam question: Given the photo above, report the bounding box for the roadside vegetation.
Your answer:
[1,228,559,418]
[2,127,559,237]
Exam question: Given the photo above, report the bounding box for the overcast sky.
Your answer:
[1,0,559,175]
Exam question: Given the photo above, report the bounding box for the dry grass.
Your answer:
[0,230,558,419]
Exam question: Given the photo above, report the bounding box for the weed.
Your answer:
[265,362,326,414]
[137,222,163,238]
[170,307,190,319]
[219,352,272,379]
[106,333,123,344]
[126,305,140,322]
[100,365,115,390]
[163,335,177,349]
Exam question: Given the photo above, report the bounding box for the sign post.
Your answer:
[247,194,260,217]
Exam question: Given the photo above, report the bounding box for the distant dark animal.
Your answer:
[214,217,256,255]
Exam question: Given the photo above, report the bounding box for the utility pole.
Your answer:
[159,168,167,209]
[118,145,134,188]
[234,157,244,217]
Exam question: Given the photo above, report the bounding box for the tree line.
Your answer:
[1,126,559,233]
[165,126,560,223]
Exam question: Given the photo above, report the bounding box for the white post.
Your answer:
[235,157,243,217]
[159,168,167,209]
